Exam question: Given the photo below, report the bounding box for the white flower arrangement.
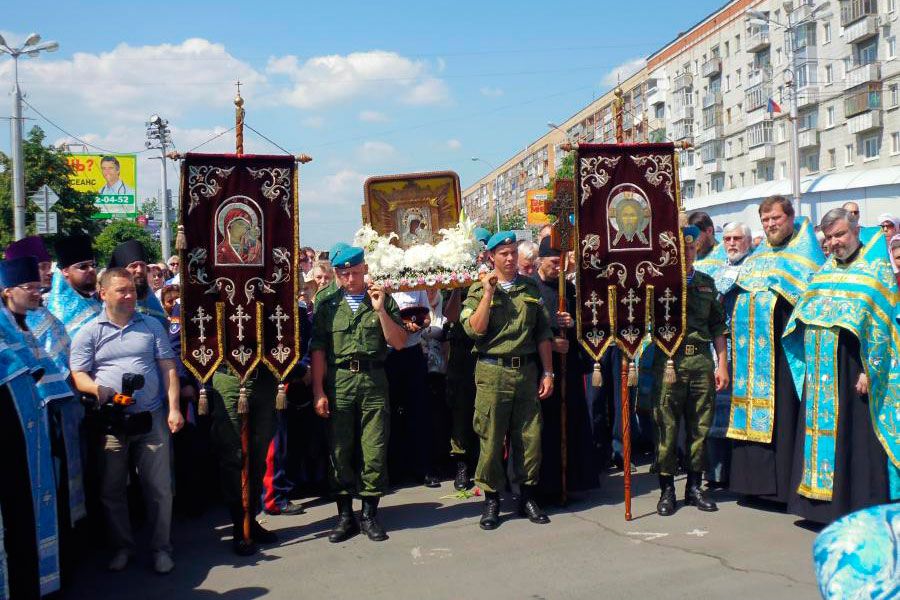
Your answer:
[353,217,483,291]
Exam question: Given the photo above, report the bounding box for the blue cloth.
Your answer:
[331,246,365,269]
[813,503,900,599]
[681,225,700,244]
[487,230,516,251]
[69,312,175,413]
[726,218,825,444]
[0,308,74,407]
[0,328,60,597]
[473,227,491,245]
[329,242,350,259]
[783,229,900,501]
[44,270,101,341]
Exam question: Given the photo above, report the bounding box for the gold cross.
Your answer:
[548,179,575,251]
[236,79,242,96]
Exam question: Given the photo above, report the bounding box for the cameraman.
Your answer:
[70,268,183,575]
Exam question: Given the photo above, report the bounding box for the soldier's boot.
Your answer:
[453,460,469,491]
[656,475,677,516]
[684,472,718,512]
[250,520,278,545]
[518,485,550,524]
[479,492,501,530]
[328,497,360,543]
[360,498,389,542]
[229,504,258,556]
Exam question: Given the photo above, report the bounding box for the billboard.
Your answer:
[66,154,138,219]
[526,188,551,225]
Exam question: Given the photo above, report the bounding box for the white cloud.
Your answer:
[266,50,450,109]
[302,116,325,128]
[358,110,389,123]
[445,139,462,150]
[602,57,647,87]
[357,141,396,163]
[480,86,504,97]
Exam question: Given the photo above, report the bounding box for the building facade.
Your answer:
[464,0,899,231]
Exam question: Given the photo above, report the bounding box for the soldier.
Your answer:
[460,231,555,530]
[653,226,729,516]
[311,246,408,543]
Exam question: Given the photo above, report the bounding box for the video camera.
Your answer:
[84,373,152,436]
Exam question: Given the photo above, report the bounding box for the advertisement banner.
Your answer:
[526,189,550,225]
[66,154,138,219]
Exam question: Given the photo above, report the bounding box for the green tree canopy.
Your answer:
[0,126,101,251]
[94,220,161,266]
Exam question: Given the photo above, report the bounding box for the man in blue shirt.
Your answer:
[70,267,183,575]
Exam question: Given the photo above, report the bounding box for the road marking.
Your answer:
[626,532,669,541]
[686,529,708,537]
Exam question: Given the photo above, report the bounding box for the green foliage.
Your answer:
[0,126,101,250]
[140,197,160,218]
[94,220,161,266]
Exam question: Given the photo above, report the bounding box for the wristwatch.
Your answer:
[542,371,555,379]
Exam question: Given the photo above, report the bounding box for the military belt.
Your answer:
[677,343,710,357]
[477,354,535,369]
[334,358,385,373]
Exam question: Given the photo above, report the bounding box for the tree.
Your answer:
[140,197,160,218]
[94,220,160,266]
[0,126,101,250]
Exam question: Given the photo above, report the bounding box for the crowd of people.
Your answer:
[0,196,897,598]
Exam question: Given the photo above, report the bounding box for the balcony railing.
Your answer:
[845,62,881,91]
[746,29,771,53]
[797,128,820,148]
[701,57,722,78]
[844,84,882,118]
[748,143,776,162]
[672,104,694,122]
[745,83,772,112]
[840,0,878,27]
[672,122,694,142]
[797,85,819,108]
[700,140,724,163]
[846,110,882,134]
[844,15,878,43]
[747,67,772,89]
[702,92,723,109]
[673,72,693,92]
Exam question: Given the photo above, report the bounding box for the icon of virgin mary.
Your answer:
[215,198,263,266]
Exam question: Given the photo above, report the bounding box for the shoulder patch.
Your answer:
[460,307,474,320]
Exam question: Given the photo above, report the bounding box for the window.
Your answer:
[726,107,732,124]
[725,74,731,92]
[845,143,855,165]
[775,47,782,67]
[892,132,900,155]
[828,148,836,169]
[805,152,819,173]
[729,175,734,188]
[725,41,730,57]
[736,68,742,87]
[889,37,897,60]
[735,34,741,52]
[681,181,695,199]
[727,140,733,158]
[799,111,818,130]
[891,0,897,11]
[777,122,786,143]
[740,172,745,186]
[863,136,880,159]
[711,175,725,193]
[858,39,877,66]
[823,22,831,44]
[826,106,835,127]
[824,65,833,85]
[779,161,788,179]
[892,84,900,107]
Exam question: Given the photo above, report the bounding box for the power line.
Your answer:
[21,99,152,155]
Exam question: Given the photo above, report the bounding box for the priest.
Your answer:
[726,196,825,503]
[783,208,900,523]
[107,240,168,327]
[45,234,102,340]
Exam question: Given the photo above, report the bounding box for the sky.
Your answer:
[1,0,725,249]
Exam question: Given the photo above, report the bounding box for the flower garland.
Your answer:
[354,218,483,291]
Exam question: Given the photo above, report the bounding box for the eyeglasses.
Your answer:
[881,223,895,230]
[71,261,96,271]
[16,284,42,293]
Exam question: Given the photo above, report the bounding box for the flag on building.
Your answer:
[767,98,782,113]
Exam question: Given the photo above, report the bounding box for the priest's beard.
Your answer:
[134,276,149,299]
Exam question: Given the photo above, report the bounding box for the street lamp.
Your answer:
[471,156,501,231]
[745,3,830,219]
[146,114,174,261]
[0,33,60,240]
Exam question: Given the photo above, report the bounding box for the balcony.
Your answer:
[702,92,723,109]
[672,104,694,122]
[844,84,882,118]
[846,110,882,134]
[701,57,722,78]
[797,128,820,148]
[792,2,813,22]
[745,83,772,112]
[797,86,819,108]
[845,63,881,91]
[700,140,723,163]
[844,15,879,43]
[673,72,693,92]
[747,67,772,89]
[646,84,663,107]
[794,44,817,63]
[705,158,726,173]
[672,122,694,143]
[746,29,771,53]
[840,0,878,27]
[748,143,776,162]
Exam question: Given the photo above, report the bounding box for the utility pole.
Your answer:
[146,115,173,260]
[0,33,59,240]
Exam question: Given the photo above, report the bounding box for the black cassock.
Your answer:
[787,329,890,524]
[532,274,601,501]
[729,296,799,503]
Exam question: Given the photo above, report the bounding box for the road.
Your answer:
[63,466,821,600]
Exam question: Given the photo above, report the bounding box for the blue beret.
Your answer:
[329,241,350,259]
[682,225,701,245]
[473,227,491,245]
[487,231,517,251]
[331,246,365,269]
[0,256,40,289]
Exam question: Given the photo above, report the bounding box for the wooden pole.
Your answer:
[621,355,633,521]
[558,251,568,505]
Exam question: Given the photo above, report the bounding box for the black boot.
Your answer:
[328,497,359,543]
[229,505,257,556]
[479,492,501,530]
[657,475,677,516]
[250,520,278,544]
[360,497,388,541]
[453,460,469,491]
[518,486,550,524]
[685,471,718,512]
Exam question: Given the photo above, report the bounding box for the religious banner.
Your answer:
[178,153,300,386]
[363,171,461,248]
[574,142,686,366]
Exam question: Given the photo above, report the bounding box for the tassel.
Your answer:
[237,386,249,415]
[627,361,638,387]
[197,386,208,416]
[175,225,187,251]
[591,362,603,387]
[663,358,677,385]
[275,383,287,411]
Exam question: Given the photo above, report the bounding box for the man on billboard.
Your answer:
[98,156,135,196]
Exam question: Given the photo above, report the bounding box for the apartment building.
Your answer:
[464,0,899,230]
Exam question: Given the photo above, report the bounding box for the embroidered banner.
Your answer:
[179,153,300,383]
[574,143,686,360]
